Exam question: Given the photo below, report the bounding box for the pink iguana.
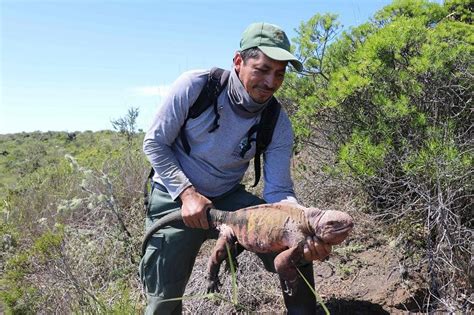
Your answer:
[141,202,354,295]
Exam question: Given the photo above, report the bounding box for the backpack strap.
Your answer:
[180,67,230,155]
[252,97,281,187]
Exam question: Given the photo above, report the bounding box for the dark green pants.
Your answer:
[139,184,316,314]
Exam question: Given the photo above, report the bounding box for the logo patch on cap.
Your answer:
[274,30,285,42]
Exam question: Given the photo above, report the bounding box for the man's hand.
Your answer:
[303,236,332,262]
[179,186,213,229]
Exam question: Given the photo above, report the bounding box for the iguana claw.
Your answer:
[206,277,222,293]
[283,278,299,296]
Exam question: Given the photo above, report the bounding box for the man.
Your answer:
[141,22,331,314]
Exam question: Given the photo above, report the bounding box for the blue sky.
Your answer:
[0,0,399,134]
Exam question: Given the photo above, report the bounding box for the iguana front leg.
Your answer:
[273,244,305,296]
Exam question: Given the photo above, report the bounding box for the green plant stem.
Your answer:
[296,266,330,315]
[225,243,238,305]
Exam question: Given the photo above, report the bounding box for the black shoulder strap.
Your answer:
[252,97,281,187]
[180,67,230,154]
[189,67,229,118]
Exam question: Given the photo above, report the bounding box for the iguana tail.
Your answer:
[141,210,183,256]
[141,208,223,256]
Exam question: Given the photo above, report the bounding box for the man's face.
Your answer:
[234,50,287,104]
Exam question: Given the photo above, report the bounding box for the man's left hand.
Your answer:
[303,236,332,261]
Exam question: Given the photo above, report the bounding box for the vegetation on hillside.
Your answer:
[280,0,472,311]
[0,130,148,313]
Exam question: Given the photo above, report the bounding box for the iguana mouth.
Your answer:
[331,222,354,234]
[322,222,354,245]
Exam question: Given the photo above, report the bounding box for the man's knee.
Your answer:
[145,293,181,315]
[144,280,188,315]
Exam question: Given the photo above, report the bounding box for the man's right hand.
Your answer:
[179,186,212,229]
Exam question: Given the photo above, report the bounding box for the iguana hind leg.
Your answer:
[206,225,239,293]
[274,245,305,296]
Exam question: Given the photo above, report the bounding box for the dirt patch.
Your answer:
[313,210,428,314]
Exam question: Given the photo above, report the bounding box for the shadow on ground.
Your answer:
[316,298,389,315]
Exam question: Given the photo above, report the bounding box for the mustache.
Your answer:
[256,85,275,93]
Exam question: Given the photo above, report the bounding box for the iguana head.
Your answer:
[305,208,354,245]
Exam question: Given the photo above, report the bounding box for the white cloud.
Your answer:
[130,85,171,97]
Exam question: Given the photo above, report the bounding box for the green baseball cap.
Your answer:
[240,22,303,72]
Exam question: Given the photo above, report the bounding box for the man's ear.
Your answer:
[233,51,243,71]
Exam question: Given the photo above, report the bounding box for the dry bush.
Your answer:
[1,144,148,313]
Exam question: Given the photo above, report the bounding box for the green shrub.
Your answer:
[280,0,472,310]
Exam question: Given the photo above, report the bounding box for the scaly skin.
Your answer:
[141,202,354,295]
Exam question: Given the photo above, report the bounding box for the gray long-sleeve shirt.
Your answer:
[143,68,295,203]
